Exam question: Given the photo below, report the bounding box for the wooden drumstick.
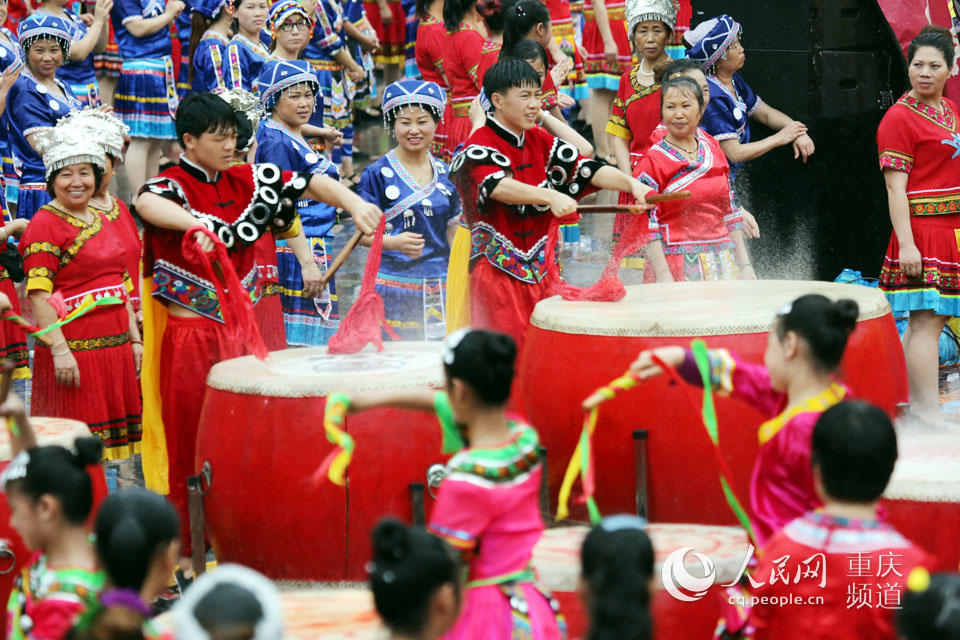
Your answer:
[320,229,364,288]
[578,191,692,213]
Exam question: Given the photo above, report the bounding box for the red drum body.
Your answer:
[0,417,108,638]
[882,431,960,570]
[520,281,908,524]
[196,343,448,581]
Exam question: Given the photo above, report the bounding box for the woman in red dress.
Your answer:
[415,0,451,159]
[442,0,487,156]
[632,75,748,282]
[20,114,142,460]
[877,25,960,426]
[543,0,587,100]
[581,0,630,162]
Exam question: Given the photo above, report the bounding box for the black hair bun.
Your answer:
[919,24,953,40]
[372,519,410,565]
[833,299,859,335]
[74,437,104,467]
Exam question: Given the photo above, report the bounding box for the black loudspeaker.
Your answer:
[690,0,908,281]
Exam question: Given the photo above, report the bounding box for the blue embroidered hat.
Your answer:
[258,59,320,111]
[18,13,72,57]
[381,79,447,126]
[268,0,313,38]
[685,14,741,70]
[193,0,230,19]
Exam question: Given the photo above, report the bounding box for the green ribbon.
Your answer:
[579,426,602,524]
[434,391,466,454]
[7,296,125,339]
[691,339,757,545]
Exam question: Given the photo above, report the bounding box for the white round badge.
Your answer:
[35,83,47,94]
[305,152,319,164]
[385,185,400,200]
[0,49,7,58]
[49,99,60,111]
[380,167,395,179]
[733,107,743,120]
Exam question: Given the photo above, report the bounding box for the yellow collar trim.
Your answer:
[757,382,847,445]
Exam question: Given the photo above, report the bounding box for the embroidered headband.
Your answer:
[381,79,446,127]
[194,0,231,19]
[686,14,741,70]
[257,59,320,111]
[268,0,313,39]
[18,13,72,57]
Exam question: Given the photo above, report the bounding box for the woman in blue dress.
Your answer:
[5,14,83,219]
[301,0,364,183]
[357,79,459,341]
[186,0,231,93]
[256,59,339,345]
[110,0,185,198]
[0,5,23,213]
[38,0,111,105]
[687,14,815,194]
[226,0,270,92]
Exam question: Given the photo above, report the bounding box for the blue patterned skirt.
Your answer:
[374,272,447,341]
[16,183,52,220]
[114,57,178,139]
[277,236,340,346]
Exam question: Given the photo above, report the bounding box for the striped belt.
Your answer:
[60,332,131,352]
[584,5,625,20]
[452,99,476,117]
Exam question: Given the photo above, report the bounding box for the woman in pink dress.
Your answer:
[328,329,565,639]
[629,294,860,547]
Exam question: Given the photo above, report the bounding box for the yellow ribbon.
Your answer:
[321,392,355,486]
[557,372,639,522]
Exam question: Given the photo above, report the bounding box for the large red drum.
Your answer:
[520,281,908,524]
[882,430,960,571]
[196,343,448,581]
[0,417,108,638]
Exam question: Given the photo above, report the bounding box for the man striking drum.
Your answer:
[135,92,383,583]
[450,57,652,353]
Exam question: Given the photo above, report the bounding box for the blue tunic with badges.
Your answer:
[303,0,346,62]
[358,151,460,340]
[111,0,171,57]
[192,31,231,93]
[255,119,339,235]
[0,28,22,208]
[357,151,460,278]
[3,71,81,217]
[226,34,272,93]
[701,73,761,167]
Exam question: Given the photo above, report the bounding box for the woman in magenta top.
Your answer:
[630,294,860,546]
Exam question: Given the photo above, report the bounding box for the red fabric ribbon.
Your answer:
[328,217,401,354]
[542,207,649,302]
[181,226,268,361]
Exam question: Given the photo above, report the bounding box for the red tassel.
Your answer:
[181,226,269,361]
[328,216,390,354]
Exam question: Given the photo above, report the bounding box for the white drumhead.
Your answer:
[884,431,960,503]
[0,417,92,461]
[530,281,891,337]
[207,342,445,398]
[532,523,750,591]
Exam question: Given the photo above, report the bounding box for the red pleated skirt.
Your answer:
[0,277,29,379]
[365,0,407,64]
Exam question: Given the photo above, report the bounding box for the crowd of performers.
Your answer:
[0,0,951,636]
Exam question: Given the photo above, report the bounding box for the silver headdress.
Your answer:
[172,564,284,640]
[625,0,678,37]
[34,111,107,179]
[0,451,29,487]
[216,88,265,133]
[68,109,130,160]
